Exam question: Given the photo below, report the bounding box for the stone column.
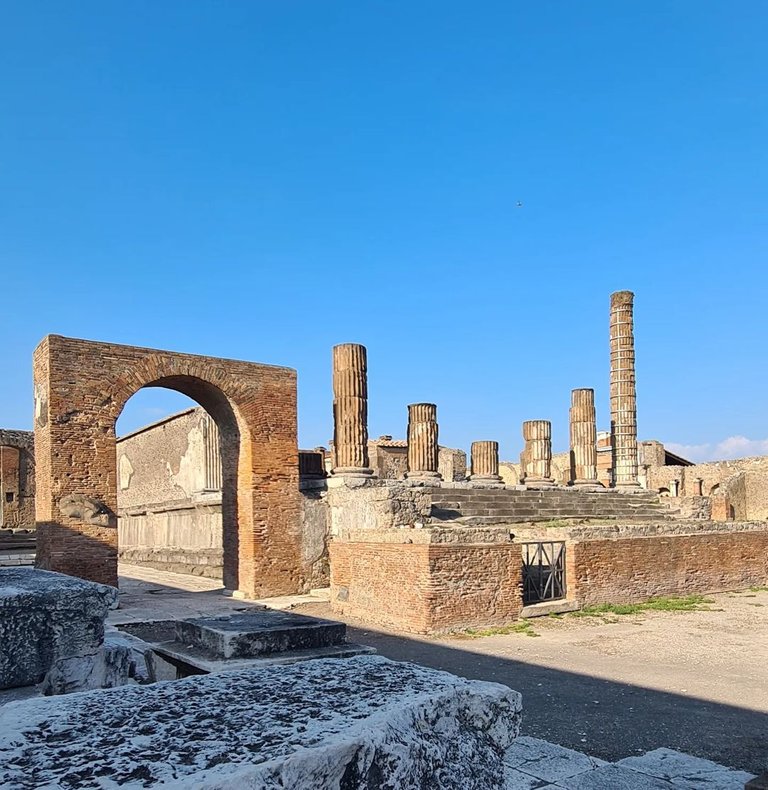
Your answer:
[332,343,373,476]
[406,403,441,481]
[670,479,680,497]
[522,420,554,487]
[610,290,640,488]
[470,441,502,484]
[569,388,601,488]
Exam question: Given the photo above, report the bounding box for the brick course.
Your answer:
[33,335,302,597]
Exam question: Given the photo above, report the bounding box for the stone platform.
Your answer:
[119,610,374,674]
[176,610,347,658]
[0,655,521,789]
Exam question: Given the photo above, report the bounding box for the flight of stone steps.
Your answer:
[0,529,36,567]
[427,487,678,526]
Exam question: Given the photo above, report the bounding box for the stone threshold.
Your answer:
[520,599,579,619]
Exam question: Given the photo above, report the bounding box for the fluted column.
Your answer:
[522,420,554,487]
[332,343,373,476]
[470,441,502,484]
[569,388,601,488]
[406,403,441,481]
[610,291,640,488]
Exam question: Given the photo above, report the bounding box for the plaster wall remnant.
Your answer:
[331,343,373,477]
[406,403,442,481]
[33,334,301,598]
[609,290,640,487]
[470,441,502,484]
[569,388,601,488]
[521,420,554,487]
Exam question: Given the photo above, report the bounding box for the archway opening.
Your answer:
[114,380,240,594]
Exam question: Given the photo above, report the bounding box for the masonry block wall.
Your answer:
[33,335,303,597]
[330,537,522,633]
[570,528,768,606]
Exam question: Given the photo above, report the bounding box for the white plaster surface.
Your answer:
[0,655,521,789]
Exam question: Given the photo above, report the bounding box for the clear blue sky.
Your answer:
[2,2,766,462]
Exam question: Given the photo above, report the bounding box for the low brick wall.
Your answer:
[330,532,522,634]
[570,527,768,606]
[330,523,768,634]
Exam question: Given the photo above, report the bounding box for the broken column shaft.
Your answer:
[332,343,373,476]
[406,403,441,481]
[610,290,640,488]
[522,420,554,487]
[470,441,502,484]
[570,388,601,488]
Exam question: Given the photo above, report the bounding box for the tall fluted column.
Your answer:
[569,388,601,488]
[522,420,554,487]
[610,291,640,488]
[406,403,441,481]
[470,441,502,484]
[332,343,373,476]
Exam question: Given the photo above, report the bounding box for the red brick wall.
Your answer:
[330,540,522,633]
[571,531,768,605]
[33,335,302,597]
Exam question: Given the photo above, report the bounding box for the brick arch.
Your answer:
[33,335,302,598]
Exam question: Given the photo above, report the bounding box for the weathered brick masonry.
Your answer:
[569,527,768,606]
[330,532,522,633]
[33,335,303,597]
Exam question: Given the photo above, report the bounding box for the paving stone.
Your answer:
[0,654,522,790]
[503,736,606,783]
[617,747,756,789]
[548,763,674,789]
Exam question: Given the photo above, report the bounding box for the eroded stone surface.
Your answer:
[0,655,521,789]
[0,567,117,690]
[175,610,347,658]
[41,629,157,695]
[616,748,755,789]
[503,736,606,783]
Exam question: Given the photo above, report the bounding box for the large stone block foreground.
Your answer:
[0,655,521,789]
[0,567,117,690]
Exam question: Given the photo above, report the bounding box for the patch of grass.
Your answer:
[571,594,715,618]
[540,519,570,528]
[458,620,539,638]
[749,586,768,593]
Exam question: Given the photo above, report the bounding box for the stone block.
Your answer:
[0,654,522,789]
[175,610,347,658]
[0,567,117,690]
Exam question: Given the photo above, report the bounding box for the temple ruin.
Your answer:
[0,289,762,635]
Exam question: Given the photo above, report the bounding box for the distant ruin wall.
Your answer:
[571,527,768,606]
[0,430,35,529]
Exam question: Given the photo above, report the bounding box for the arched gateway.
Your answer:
[33,335,302,598]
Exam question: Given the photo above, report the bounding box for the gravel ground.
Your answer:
[293,589,768,775]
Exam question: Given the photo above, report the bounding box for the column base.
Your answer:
[614,480,642,490]
[332,467,374,478]
[405,471,443,483]
[469,475,504,486]
[524,477,556,489]
[571,479,604,490]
